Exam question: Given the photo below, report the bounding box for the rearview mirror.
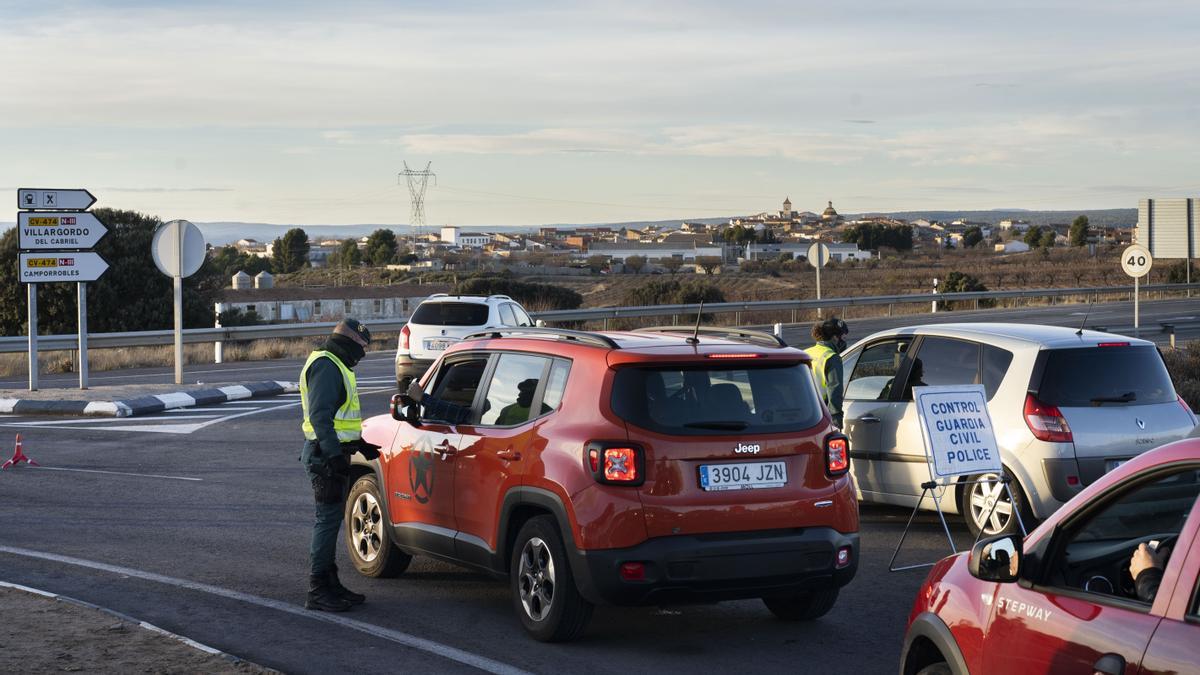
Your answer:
[969,534,1021,583]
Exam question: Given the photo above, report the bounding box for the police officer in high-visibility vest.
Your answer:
[300,318,381,612]
[805,317,849,428]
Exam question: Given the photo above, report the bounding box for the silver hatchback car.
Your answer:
[840,323,1197,536]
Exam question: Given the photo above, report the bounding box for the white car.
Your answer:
[839,323,1197,536]
[395,294,534,388]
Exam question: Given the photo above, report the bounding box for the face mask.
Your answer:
[836,337,847,353]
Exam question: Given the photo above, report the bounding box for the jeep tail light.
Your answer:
[619,562,646,581]
[399,324,411,351]
[706,353,762,359]
[825,434,849,476]
[1024,393,1073,443]
[585,442,645,486]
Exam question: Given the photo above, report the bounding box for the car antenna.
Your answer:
[1075,292,1096,336]
[687,301,704,345]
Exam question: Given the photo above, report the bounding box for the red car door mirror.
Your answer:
[969,534,1022,583]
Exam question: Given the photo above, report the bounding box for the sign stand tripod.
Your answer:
[888,384,1027,572]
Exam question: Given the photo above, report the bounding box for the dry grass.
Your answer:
[0,333,397,379]
[1163,341,1200,412]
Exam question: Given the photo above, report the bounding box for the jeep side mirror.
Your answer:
[969,534,1022,583]
[390,394,423,428]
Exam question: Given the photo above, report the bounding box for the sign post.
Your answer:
[1120,244,1153,339]
[151,220,206,385]
[16,188,106,391]
[807,242,830,317]
[889,384,1023,572]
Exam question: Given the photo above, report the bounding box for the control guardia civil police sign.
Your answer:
[913,384,1002,478]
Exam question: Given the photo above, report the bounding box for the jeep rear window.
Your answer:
[411,302,489,326]
[610,364,824,436]
[1037,346,1176,407]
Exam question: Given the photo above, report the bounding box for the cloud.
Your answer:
[102,187,234,193]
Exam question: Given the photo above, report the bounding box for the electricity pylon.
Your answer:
[399,161,436,240]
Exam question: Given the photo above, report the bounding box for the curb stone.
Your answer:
[0,580,253,668]
[0,381,298,418]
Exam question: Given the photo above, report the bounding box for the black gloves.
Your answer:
[341,439,382,461]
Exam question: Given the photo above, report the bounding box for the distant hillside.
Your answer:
[851,209,1137,229]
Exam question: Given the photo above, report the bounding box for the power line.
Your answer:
[399,161,436,238]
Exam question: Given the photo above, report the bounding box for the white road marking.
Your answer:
[0,545,531,675]
[165,406,259,413]
[33,466,202,481]
[4,415,219,425]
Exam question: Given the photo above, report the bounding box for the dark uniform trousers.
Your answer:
[301,439,350,576]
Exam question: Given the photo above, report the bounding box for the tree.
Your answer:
[695,256,723,275]
[1069,215,1090,247]
[206,245,272,279]
[842,223,913,251]
[365,229,398,267]
[758,227,778,244]
[625,255,647,274]
[585,254,609,273]
[942,270,987,293]
[658,257,684,274]
[1023,226,1043,248]
[329,239,362,269]
[962,227,984,249]
[452,276,582,310]
[1039,230,1057,249]
[272,228,310,273]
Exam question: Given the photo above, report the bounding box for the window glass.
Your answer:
[429,358,488,412]
[1054,468,1200,603]
[1038,346,1177,407]
[845,338,913,401]
[983,345,1013,400]
[512,305,534,327]
[541,360,570,412]
[611,364,824,435]
[480,354,550,426]
[498,304,518,326]
[908,338,980,397]
[411,302,490,326]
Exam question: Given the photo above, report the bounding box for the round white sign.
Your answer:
[807,242,831,269]
[152,219,206,278]
[1120,244,1153,279]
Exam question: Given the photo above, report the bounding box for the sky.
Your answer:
[1,0,1198,226]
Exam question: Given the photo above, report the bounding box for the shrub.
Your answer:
[452,276,583,311]
[1162,341,1200,412]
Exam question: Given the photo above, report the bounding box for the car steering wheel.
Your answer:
[1120,534,1178,598]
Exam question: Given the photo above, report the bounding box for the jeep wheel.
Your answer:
[509,515,593,642]
[345,474,411,578]
[762,587,839,621]
[964,470,1033,538]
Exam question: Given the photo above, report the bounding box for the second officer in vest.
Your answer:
[300,318,381,612]
[805,317,849,428]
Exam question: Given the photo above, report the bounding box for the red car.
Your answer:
[900,437,1200,675]
[347,327,859,641]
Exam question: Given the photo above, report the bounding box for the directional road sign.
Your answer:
[17,212,108,250]
[17,188,97,211]
[18,251,109,283]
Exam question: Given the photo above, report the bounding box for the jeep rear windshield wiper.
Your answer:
[683,421,749,430]
[1090,391,1136,405]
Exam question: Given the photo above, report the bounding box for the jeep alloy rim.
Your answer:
[518,536,556,622]
[351,491,384,563]
[969,473,1013,534]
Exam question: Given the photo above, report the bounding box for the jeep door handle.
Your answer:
[435,440,457,460]
[856,415,880,424]
[496,449,522,462]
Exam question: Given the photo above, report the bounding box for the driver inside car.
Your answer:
[1129,542,1169,603]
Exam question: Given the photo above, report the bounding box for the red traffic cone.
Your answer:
[1,434,38,469]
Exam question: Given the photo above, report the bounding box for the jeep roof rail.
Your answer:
[462,326,620,349]
[634,325,788,348]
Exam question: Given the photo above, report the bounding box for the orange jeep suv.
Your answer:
[347,327,859,641]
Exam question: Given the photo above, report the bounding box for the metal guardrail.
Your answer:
[1,283,1196,353]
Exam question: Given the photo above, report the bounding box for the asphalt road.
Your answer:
[0,354,978,674]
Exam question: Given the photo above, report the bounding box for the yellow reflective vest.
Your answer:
[805,342,836,403]
[300,350,362,443]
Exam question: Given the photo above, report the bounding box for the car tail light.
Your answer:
[1097,341,1130,347]
[706,353,762,359]
[1024,393,1073,443]
[825,434,849,476]
[619,562,646,581]
[836,546,853,569]
[399,324,411,351]
[1179,395,1197,423]
[585,442,645,486]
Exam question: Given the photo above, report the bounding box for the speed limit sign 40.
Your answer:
[1121,244,1153,278]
